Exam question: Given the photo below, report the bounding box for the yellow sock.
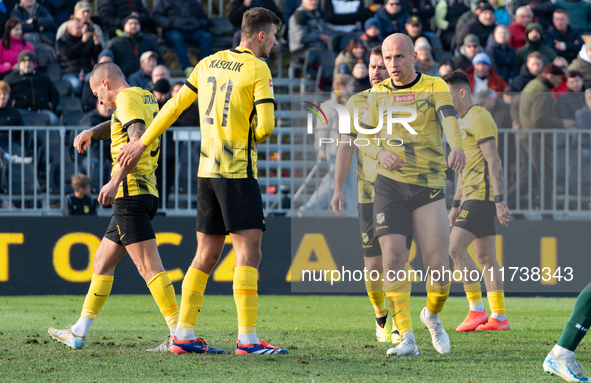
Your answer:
[426,279,451,314]
[81,274,114,319]
[464,282,483,307]
[365,272,387,317]
[487,290,506,314]
[177,267,208,331]
[147,271,179,329]
[233,266,258,336]
[384,279,412,336]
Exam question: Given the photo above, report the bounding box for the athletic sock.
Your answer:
[487,290,507,321]
[557,282,591,351]
[147,271,179,331]
[464,282,484,312]
[552,344,575,359]
[72,274,114,336]
[384,278,412,336]
[234,266,260,345]
[426,279,451,315]
[176,267,209,341]
[365,271,387,323]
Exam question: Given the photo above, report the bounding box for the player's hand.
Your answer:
[448,207,459,232]
[496,201,511,227]
[117,140,147,167]
[330,190,345,218]
[98,181,118,206]
[447,148,466,172]
[74,130,93,153]
[317,151,326,161]
[377,149,404,170]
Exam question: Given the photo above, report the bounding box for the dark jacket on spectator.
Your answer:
[516,23,557,68]
[451,46,474,72]
[57,30,102,75]
[80,109,110,127]
[99,0,151,37]
[283,0,301,24]
[510,0,554,30]
[545,25,583,63]
[128,69,152,89]
[45,0,78,27]
[229,0,281,27]
[458,18,496,49]
[557,90,586,119]
[0,105,24,149]
[289,7,330,57]
[485,34,517,82]
[153,0,209,33]
[64,194,97,216]
[4,69,59,111]
[375,7,409,36]
[321,0,372,32]
[574,107,591,147]
[10,2,56,42]
[172,102,199,127]
[511,63,537,91]
[106,33,163,77]
[402,0,434,31]
[555,0,591,33]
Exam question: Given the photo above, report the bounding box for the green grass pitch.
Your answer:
[0,295,589,382]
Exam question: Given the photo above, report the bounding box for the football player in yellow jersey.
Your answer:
[442,70,511,333]
[358,34,466,357]
[330,46,409,345]
[48,62,180,352]
[116,8,287,355]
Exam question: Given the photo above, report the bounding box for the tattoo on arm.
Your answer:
[90,121,111,140]
[127,122,146,141]
[480,140,504,196]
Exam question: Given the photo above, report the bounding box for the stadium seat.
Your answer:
[34,43,57,65]
[303,49,338,81]
[21,111,51,126]
[54,80,72,98]
[60,112,84,126]
[315,65,335,92]
[0,162,42,195]
[45,64,62,83]
[56,97,83,115]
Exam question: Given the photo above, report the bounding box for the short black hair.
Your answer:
[371,46,382,56]
[241,7,282,39]
[566,69,582,79]
[442,70,471,90]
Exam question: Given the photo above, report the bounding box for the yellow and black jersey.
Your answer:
[111,87,160,199]
[344,89,378,204]
[187,47,274,179]
[360,73,462,189]
[458,105,497,202]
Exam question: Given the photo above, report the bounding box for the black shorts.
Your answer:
[196,177,266,235]
[359,202,413,256]
[104,194,158,246]
[373,175,444,238]
[454,200,496,238]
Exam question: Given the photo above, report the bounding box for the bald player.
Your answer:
[359,34,465,357]
[48,62,180,353]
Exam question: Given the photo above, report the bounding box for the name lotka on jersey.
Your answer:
[208,59,244,72]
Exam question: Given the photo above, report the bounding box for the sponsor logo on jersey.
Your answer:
[395,94,416,103]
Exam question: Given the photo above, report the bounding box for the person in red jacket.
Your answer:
[508,6,532,50]
[466,52,507,95]
[0,18,34,77]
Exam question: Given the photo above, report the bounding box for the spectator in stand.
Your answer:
[10,0,56,44]
[170,81,199,127]
[457,2,497,49]
[511,51,544,91]
[568,43,591,84]
[45,0,77,28]
[551,56,569,97]
[510,0,554,31]
[334,39,368,78]
[99,0,151,38]
[320,0,372,34]
[105,14,163,78]
[57,18,102,96]
[516,22,556,68]
[489,0,509,26]
[80,98,113,128]
[351,60,370,91]
[402,0,434,31]
[453,34,482,72]
[438,58,455,76]
[128,50,156,89]
[0,80,25,158]
[153,0,213,75]
[466,52,507,93]
[375,0,409,36]
[4,50,59,125]
[152,79,170,109]
[434,0,470,51]
[545,9,583,63]
[557,69,585,119]
[64,173,97,216]
[508,6,532,50]
[414,36,439,76]
[574,88,591,161]
[485,25,517,82]
[56,1,106,49]
[554,0,591,34]
[289,0,332,61]
[78,100,112,175]
[473,88,513,166]
[283,0,301,39]
[403,15,426,44]
[0,18,34,78]
[361,17,383,51]
[147,64,171,91]
[229,0,281,47]
[81,50,112,111]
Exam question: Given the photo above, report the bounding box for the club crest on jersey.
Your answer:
[362,233,369,243]
[376,213,385,224]
[416,99,432,113]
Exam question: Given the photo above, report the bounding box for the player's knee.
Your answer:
[475,251,495,266]
[449,243,465,261]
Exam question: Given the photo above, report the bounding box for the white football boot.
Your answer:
[420,307,450,355]
[386,332,419,356]
[544,350,590,382]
